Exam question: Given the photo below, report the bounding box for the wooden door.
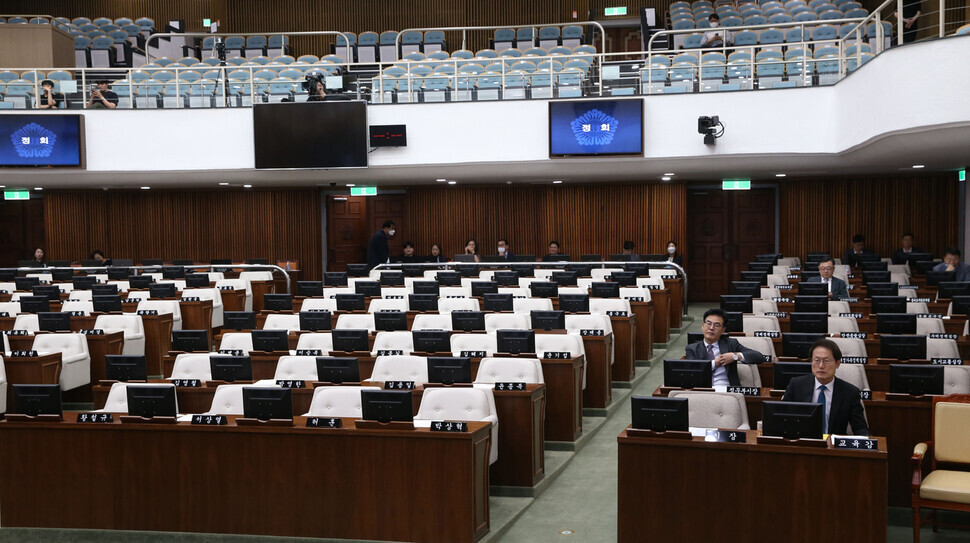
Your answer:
[0,197,45,267]
[368,194,406,262]
[326,195,368,272]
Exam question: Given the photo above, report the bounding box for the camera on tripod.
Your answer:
[213,37,227,62]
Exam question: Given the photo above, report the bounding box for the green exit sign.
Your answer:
[722,180,751,190]
[604,7,628,16]
[350,186,377,196]
[4,190,30,200]
[960,169,966,182]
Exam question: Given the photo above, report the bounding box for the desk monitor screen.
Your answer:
[324,272,349,286]
[263,294,293,312]
[806,252,830,262]
[870,296,907,314]
[408,294,438,312]
[608,254,633,262]
[361,390,413,423]
[251,329,289,352]
[739,271,767,285]
[470,281,499,297]
[481,255,505,263]
[105,354,148,382]
[402,264,424,277]
[762,401,823,440]
[511,263,535,275]
[793,295,828,313]
[373,311,407,331]
[209,355,253,382]
[149,283,177,299]
[577,254,602,262]
[354,281,382,298]
[723,311,743,335]
[81,260,103,268]
[880,334,926,361]
[559,293,590,313]
[436,271,461,286]
[803,271,822,282]
[52,268,74,282]
[335,293,366,311]
[456,264,479,277]
[161,266,185,279]
[32,284,61,302]
[529,281,559,299]
[379,271,405,287]
[860,261,888,272]
[862,270,891,285]
[531,310,566,331]
[451,311,486,332]
[412,330,451,353]
[345,264,369,277]
[224,311,256,331]
[730,281,761,297]
[0,269,15,281]
[925,270,956,287]
[331,329,370,352]
[641,254,667,262]
[687,332,704,344]
[452,254,477,264]
[142,258,164,266]
[493,271,520,286]
[663,359,713,389]
[772,361,813,391]
[37,311,72,332]
[19,295,50,314]
[412,281,440,295]
[913,261,938,275]
[551,271,578,287]
[748,261,773,272]
[297,281,324,297]
[623,263,650,276]
[171,330,211,352]
[609,271,637,287]
[185,274,210,289]
[496,329,536,355]
[126,385,178,418]
[756,253,782,263]
[865,282,898,298]
[781,333,826,359]
[950,295,970,316]
[937,281,970,300]
[107,267,132,280]
[299,310,332,332]
[789,312,828,334]
[904,252,933,265]
[92,295,121,313]
[591,282,620,298]
[315,357,360,384]
[889,364,944,396]
[483,293,513,312]
[128,275,153,290]
[719,294,753,314]
[796,282,827,297]
[427,357,472,385]
[12,384,62,417]
[630,396,688,432]
[242,387,293,421]
[72,276,97,290]
[543,254,570,262]
[876,313,917,335]
[172,259,195,266]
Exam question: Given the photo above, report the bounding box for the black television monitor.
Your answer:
[493,271,520,286]
[687,332,704,344]
[246,258,269,265]
[105,355,148,382]
[925,270,955,287]
[315,357,360,384]
[623,263,650,276]
[19,295,51,314]
[800,271,821,282]
[299,310,332,331]
[806,252,830,262]
[456,264,478,277]
[483,293,513,312]
[31,285,61,302]
[427,357,473,385]
[511,264,535,276]
[591,282,620,298]
[550,271,578,287]
[789,312,828,334]
[793,295,828,313]
[408,294,438,312]
[263,294,293,312]
[128,275,153,290]
[529,281,558,298]
[719,295,753,314]
[470,281,499,297]
[451,311,486,332]
[224,311,257,331]
[51,268,75,282]
[609,271,637,287]
[72,276,97,290]
[406,329,448,353]
[92,295,122,313]
[379,271,405,287]
[331,329,370,352]
[870,296,907,314]
[0,269,15,281]
[81,259,103,268]
[184,274,210,288]
[796,282,827,296]
[296,281,324,297]
[913,261,938,275]
[730,281,761,297]
[127,385,178,418]
[435,271,461,286]
[92,283,119,297]
[723,311,743,334]
[149,283,177,299]
[209,355,253,382]
[865,282,898,298]
[748,261,773,272]
[361,390,413,423]
[354,281,382,298]
[543,254,570,262]
[608,254,632,262]
[663,359,713,389]
[251,329,289,352]
[323,272,349,286]
[12,384,62,418]
[531,310,566,331]
[861,270,890,285]
[549,99,644,157]
[38,311,73,332]
[559,293,590,313]
[172,259,195,266]
[937,281,970,300]
[630,396,688,432]
[772,361,813,390]
[880,334,926,361]
[171,330,210,352]
[412,281,440,295]
[141,258,164,266]
[642,254,667,262]
[242,387,293,421]
[336,293,366,311]
[860,261,888,272]
[740,271,767,285]
[756,253,782,263]
[107,267,132,280]
[762,401,823,440]
[402,264,424,277]
[876,313,917,335]
[373,311,408,331]
[496,329,536,355]
[889,364,944,396]
[161,266,185,279]
[47,260,68,268]
[567,263,594,276]
[254,101,367,169]
[346,264,369,277]
[782,332,826,359]
[904,252,933,265]
[950,295,970,317]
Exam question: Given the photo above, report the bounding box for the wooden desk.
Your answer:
[141,314,174,376]
[219,289,248,312]
[250,280,276,313]
[580,333,613,409]
[0,417,491,543]
[629,300,654,361]
[538,356,584,442]
[2,353,61,412]
[609,315,636,382]
[179,300,214,340]
[648,287,671,343]
[662,277,683,329]
[617,428,887,542]
[487,383,545,487]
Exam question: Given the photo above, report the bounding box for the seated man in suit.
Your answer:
[782,338,869,435]
[932,247,970,282]
[891,232,922,265]
[684,308,765,387]
[843,234,876,268]
[806,256,849,300]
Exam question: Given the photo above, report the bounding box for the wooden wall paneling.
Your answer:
[0,198,46,267]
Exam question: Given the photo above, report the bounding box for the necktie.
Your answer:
[817,385,828,434]
[706,344,715,361]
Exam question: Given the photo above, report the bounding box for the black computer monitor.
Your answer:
[32,284,61,302]
[531,310,566,331]
[470,281,499,297]
[756,253,781,264]
[511,263,535,275]
[913,261,937,275]
[550,271,578,287]
[748,261,773,272]
[331,329,370,352]
[880,335,926,360]
[51,268,75,282]
[12,384,62,417]
[243,387,292,421]
[861,270,890,285]
[127,385,178,418]
[315,357,360,384]
[800,271,821,282]
[723,311,743,334]
[374,311,408,331]
[171,330,210,352]
[299,310,332,331]
[224,311,256,331]
[772,362,813,390]
[209,355,253,382]
[72,276,97,290]
[903,252,933,266]
[937,281,970,300]
[412,281,440,295]
[591,282,620,298]
[245,258,268,266]
[870,296,907,314]
[451,311,486,332]
[719,295,753,313]
[107,267,132,280]
[427,357,473,385]
[559,293,590,313]
[609,271,637,287]
[793,295,828,313]
[402,264,424,277]
[149,283,177,299]
[435,271,461,286]
[739,271,767,285]
[496,329,536,354]
[128,275,153,290]
[529,281,558,298]
[185,273,211,288]
[876,313,917,335]
[578,254,601,262]
[544,254,570,262]
[346,263,370,277]
[663,359,713,389]
[408,294,438,312]
[889,364,944,396]
[263,294,293,312]
[567,263,594,276]
[796,282,828,296]
[730,281,761,297]
[789,312,828,334]
[19,295,51,314]
[354,281,382,298]
[456,263,478,276]
[142,258,164,266]
[104,355,148,382]
[782,333,826,359]
[37,311,72,332]
[324,272,349,286]
[412,330,452,353]
[623,263,650,276]
[641,254,666,262]
[687,332,704,344]
[251,329,289,352]
[483,293,513,312]
[92,295,122,313]
[925,270,955,287]
[161,266,185,279]
[950,295,970,316]
[630,396,689,432]
[379,271,405,287]
[335,293,366,311]
[172,259,195,266]
[81,259,103,268]
[297,281,325,298]
[0,268,16,281]
[865,282,898,298]
[762,401,823,440]
[860,261,889,272]
[493,271,519,286]
[361,390,413,423]
[609,253,634,262]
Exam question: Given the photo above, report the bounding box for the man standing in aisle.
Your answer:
[367,221,395,270]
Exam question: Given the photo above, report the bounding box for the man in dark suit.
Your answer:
[843,234,876,268]
[891,232,923,265]
[806,256,849,300]
[684,308,766,387]
[782,338,870,435]
[366,221,395,269]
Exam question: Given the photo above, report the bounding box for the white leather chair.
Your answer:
[636,277,665,289]
[123,290,151,302]
[411,314,453,331]
[2,334,9,355]
[370,355,429,385]
[890,272,910,286]
[564,314,613,335]
[917,318,946,335]
[760,287,781,300]
[484,313,531,332]
[263,355,318,382]
[590,268,623,281]
[26,273,53,282]
[927,338,960,359]
[766,274,789,288]
[13,314,39,333]
[215,278,253,311]
[262,313,301,332]
[438,298,479,313]
[668,390,751,429]
[533,269,555,280]
[742,315,780,335]
[907,301,930,315]
[371,331,415,356]
[295,332,334,352]
[736,364,763,387]
[556,286,587,296]
[534,332,587,388]
[218,332,255,353]
[772,265,790,275]
[512,297,554,314]
[497,287,529,299]
[60,300,94,315]
[517,277,540,290]
[943,366,970,394]
[828,300,851,316]
[95,314,146,356]
[416,387,499,464]
[96,382,178,413]
[835,364,870,391]
[239,271,274,284]
[777,257,800,267]
[589,298,632,316]
[735,336,776,362]
[203,382,279,415]
[303,385,383,418]
[450,333,497,357]
[157,279,186,292]
[136,299,183,331]
[322,287,354,299]
[0,356,6,414]
[182,287,224,328]
[32,333,91,390]
[0,282,17,294]
[168,353,213,380]
[475,357,544,384]
[619,286,652,303]
[381,287,410,299]
[106,280,130,293]
[828,316,860,334]
[335,313,376,332]
[205,272,226,282]
[829,337,867,358]
[439,286,472,298]
[300,298,338,312]
[752,299,778,315]
[0,301,21,317]
[368,298,408,312]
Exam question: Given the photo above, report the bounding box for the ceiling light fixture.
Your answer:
[775,173,786,177]
[219,182,229,186]
[913,164,925,169]
[661,176,671,181]
[243,184,252,188]
[140,186,150,190]
[448,181,456,185]
[553,180,562,184]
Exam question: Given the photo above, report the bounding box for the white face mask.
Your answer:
[388,229,395,236]
[497,247,506,254]
[668,246,676,254]
[710,21,719,28]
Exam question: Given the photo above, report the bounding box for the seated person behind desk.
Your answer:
[307,80,350,101]
[843,234,876,268]
[621,240,639,261]
[90,249,113,267]
[806,256,848,300]
[495,238,515,261]
[684,308,764,387]
[395,241,423,263]
[891,232,922,264]
[782,338,870,435]
[933,247,970,282]
[542,240,564,262]
[36,79,64,109]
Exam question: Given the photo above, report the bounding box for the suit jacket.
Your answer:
[843,248,876,268]
[892,248,923,265]
[806,275,849,300]
[782,375,870,435]
[933,261,970,282]
[684,337,765,387]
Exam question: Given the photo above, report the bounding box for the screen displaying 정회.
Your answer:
[0,114,84,167]
[549,99,643,157]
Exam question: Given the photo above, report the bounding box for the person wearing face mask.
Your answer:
[495,239,515,261]
[367,220,396,270]
[665,241,683,267]
[701,13,731,48]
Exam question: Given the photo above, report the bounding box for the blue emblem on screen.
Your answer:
[11,123,57,158]
[570,109,619,146]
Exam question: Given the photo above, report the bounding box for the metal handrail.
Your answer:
[12,264,291,294]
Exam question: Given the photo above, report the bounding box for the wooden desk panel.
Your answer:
[629,301,654,361]
[581,334,613,409]
[179,300,214,340]
[2,353,62,412]
[219,289,248,312]
[662,278,683,329]
[610,315,636,382]
[250,280,276,313]
[538,356,584,442]
[649,288,671,344]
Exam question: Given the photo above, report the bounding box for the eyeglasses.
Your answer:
[811,357,835,366]
[818,266,834,271]
[702,320,723,329]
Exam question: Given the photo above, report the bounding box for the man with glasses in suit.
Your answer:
[684,308,764,387]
